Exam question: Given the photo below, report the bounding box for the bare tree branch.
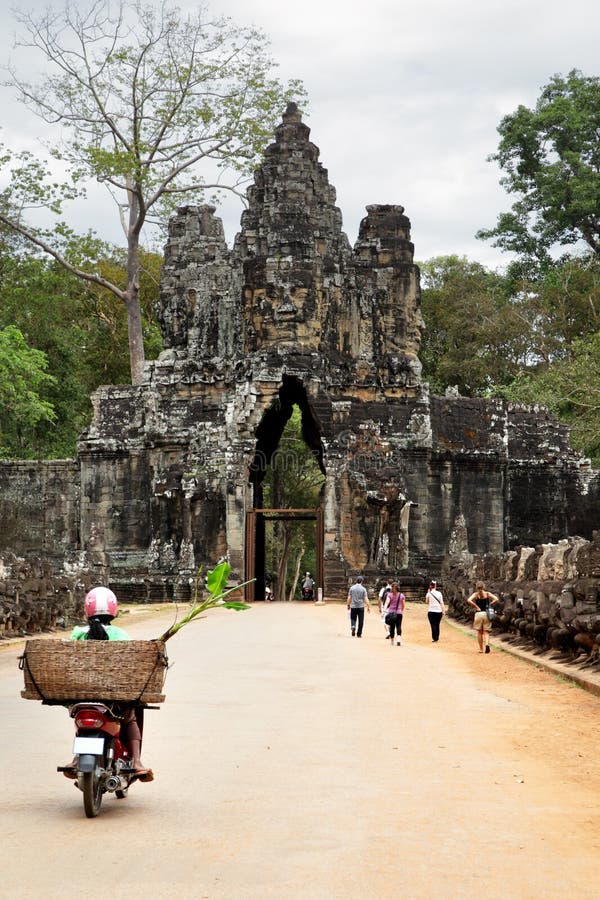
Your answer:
[0,212,126,302]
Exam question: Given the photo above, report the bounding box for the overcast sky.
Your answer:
[1,0,599,268]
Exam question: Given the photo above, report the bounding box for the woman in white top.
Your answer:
[425,580,445,642]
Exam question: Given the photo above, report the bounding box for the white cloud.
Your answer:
[1,0,598,269]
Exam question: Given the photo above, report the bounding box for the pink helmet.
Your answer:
[84,586,118,619]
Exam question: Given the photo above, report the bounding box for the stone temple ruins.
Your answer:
[0,103,598,613]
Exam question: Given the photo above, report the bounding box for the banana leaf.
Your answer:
[157,561,252,642]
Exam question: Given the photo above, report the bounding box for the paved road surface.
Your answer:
[2,600,599,899]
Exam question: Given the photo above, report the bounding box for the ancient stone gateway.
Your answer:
[73,104,597,601]
[1,104,598,609]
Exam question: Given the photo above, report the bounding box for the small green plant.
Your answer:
[157,561,250,642]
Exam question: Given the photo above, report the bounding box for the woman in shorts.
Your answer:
[466,581,500,654]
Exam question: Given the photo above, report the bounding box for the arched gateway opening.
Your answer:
[245,376,326,602]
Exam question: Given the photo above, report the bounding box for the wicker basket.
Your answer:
[20,639,168,703]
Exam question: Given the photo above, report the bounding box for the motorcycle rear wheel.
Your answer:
[82,770,103,818]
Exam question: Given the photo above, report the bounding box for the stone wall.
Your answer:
[0,460,80,555]
[0,551,90,638]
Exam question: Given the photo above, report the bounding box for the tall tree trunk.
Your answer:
[288,539,305,602]
[277,525,291,601]
[126,189,146,386]
[125,285,145,385]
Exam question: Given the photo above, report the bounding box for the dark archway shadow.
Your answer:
[246,375,325,601]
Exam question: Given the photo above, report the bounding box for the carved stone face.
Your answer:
[244,281,318,350]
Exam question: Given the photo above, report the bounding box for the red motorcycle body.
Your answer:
[58,701,142,817]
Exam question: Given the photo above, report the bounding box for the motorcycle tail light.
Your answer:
[75,711,106,729]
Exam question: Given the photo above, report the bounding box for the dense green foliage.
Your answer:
[470,69,600,463]
[507,254,600,364]
[419,256,522,395]
[501,331,600,463]
[0,325,56,457]
[262,407,325,600]
[0,240,162,459]
[419,252,600,463]
[477,70,600,266]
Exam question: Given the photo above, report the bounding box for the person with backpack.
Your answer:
[378,581,392,638]
[425,580,445,642]
[383,582,406,646]
[466,581,500,653]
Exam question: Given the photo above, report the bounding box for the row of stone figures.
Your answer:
[0,552,89,639]
[443,532,600,669]
[449,589,600,667]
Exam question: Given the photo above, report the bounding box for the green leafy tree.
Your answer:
[502,331,600,464]
[0,0,306,384]
[420,253,600,390]
[477,70,600,266]
[419,253,600,461]
[419,255,523,395]
[0,239,162,457]
[0,253,89,456]
[0,325,56,457]
[505,253,600,366]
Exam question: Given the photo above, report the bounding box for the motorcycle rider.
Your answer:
[301,572,315,601]
[63,586,153,782]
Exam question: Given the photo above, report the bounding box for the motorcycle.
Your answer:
[57,701,155,818]
[301,587,314,601]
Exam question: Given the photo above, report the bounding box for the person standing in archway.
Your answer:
[347,575,371,637]
[301,572,315,601]
[425,580,445,642]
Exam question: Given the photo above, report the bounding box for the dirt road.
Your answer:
[2,600,599,899]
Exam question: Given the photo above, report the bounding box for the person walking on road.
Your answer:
[466,581,500,653]
[425,580,445,642]
[347,575,371,638]
[378,581,392,639]
[383,582,405,646]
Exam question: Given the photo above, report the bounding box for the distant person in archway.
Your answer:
[466,581,500,653]
[301,572,315,600]
[425,580,445,642]
[347,575,371,637]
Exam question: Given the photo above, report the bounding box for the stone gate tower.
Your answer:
[37,104,599,599]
